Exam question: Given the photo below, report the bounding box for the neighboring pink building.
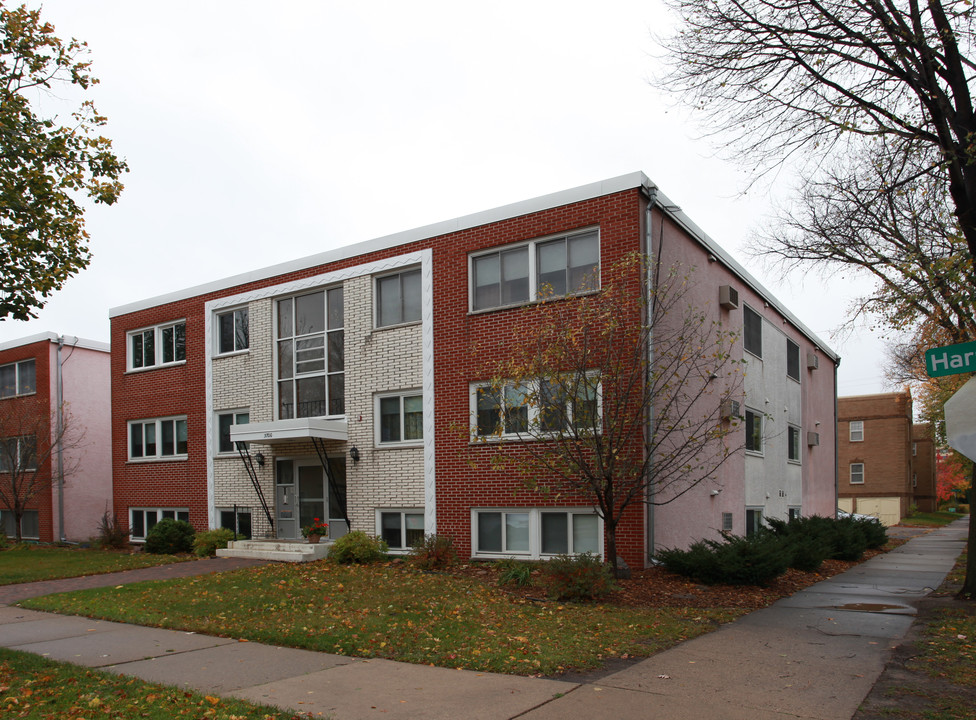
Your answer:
[0,333,112,542]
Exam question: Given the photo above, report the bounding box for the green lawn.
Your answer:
[22,560,742,675]
[0,546,186,585]
[0,647,309,719]
[901,511,966,527]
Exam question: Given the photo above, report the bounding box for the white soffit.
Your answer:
[230,418,349,444]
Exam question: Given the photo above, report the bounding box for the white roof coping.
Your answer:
[231,417,349,444]
[110,171,837,361]
[0,332,109,354]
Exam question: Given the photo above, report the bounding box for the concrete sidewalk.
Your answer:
[0,519,968,720]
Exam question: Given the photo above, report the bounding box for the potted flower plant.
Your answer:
[301,518,329,544]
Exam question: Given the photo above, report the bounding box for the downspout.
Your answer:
[55,337,65,542]
[833,357,840,517]
[643,185,658,563]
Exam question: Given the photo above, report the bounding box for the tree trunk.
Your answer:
[606,527,620,579]
[962,464,976,598]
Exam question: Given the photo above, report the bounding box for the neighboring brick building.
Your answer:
[109,173,839,565]
[837,391,937,524]
[0,333,112,542]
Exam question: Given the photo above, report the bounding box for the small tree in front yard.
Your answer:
[475,253,744,577]
[0,397,83,541]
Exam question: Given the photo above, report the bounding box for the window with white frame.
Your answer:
[376,269,421,328]
[0,436,37,473]
[276,288,344,419]
[850,462,865,484]
[1,509,38,539]
[470,229,599,311]
[786,339,800,381]
[219,508,251,538]
[0,359,35,398]
[128,417,188,460]
[745,408,763,454]
[216,410,249,454]
[376,392,423,445]
[130,507,189,540]
[216,307,249,354]
[788,425,801,463]
[721,512,734,532]
[472,374,600,438]
[743,305,762,358]
[472,508,602,559]
[788,507,801,522]
[128,320,186,370]
[849,420,864,442]
[378,510,424,550]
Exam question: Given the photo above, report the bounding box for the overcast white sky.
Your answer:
[1,0,889,395]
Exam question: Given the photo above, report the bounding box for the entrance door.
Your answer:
[276,459,327,539]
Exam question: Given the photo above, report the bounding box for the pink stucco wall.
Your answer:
[649,207,837,554]
[50,341,112,542]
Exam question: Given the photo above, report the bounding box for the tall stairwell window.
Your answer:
[276,287,344,419]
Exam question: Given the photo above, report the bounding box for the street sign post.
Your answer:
[944,376,976,461]
[925,340,976,377]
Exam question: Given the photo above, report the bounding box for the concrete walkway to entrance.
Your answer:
[0,519,968,720]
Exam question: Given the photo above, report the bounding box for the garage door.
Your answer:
[837,498,853,514]
[855,497,901,526]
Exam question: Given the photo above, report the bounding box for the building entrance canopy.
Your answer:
[230,417,348,444]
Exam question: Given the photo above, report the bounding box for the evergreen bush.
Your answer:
[328,531,388,564]
[657,532,792,586]
[144,518,195,554]
[192,527,237,557]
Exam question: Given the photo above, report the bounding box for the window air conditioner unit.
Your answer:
[806,351,819,370]
[721,399,741,419]
[719,285,739,310]
[807,431,820,446]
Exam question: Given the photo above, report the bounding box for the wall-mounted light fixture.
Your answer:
[350,446,361,463]
[255,452,265,467]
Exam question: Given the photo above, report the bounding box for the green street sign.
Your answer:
[925,340,976,377]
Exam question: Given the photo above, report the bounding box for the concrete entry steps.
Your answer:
[217,539,332,562]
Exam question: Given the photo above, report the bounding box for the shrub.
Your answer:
[409,533,457,570]
[657,532,792,586]
[144,518,195,554]
[329,531,388,564]
[95,510,129,550]
[542,553,617,601]
[497,558,533,587]
[0,533,8,550]
[193,528,237,557]
[850,516,887,550]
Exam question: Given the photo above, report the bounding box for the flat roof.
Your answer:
[231,417,348,444]
[110,172,838,361]
[0,332,109,354]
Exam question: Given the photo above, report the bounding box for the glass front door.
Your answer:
[276,459,326,539]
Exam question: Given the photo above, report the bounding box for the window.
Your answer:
[219,508,251,538]
[0,359,35,398]
[788,507,801,522]
[786,339,800,381]
[128,321,186,370]
[913,442,917,456]
[0,436,37,472]
[472,508,601,559]
[788,425,801,463]
[850,462,865,484]
[743,305,762,357]
[216,411,249,454]
[470,229,599,311]
[130,507,189,541]
[849,420,864,442]
[745,408,763,454]
[472,374,600,438]
[216,308,249,354]
[128,417,188,460]
[376,393,423,445]
[722,512,734,532]
[376,269,421,328]
[379,510,424,550]
[276,288,344,419]
[1,509,38,539]
[746,508,763,537]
